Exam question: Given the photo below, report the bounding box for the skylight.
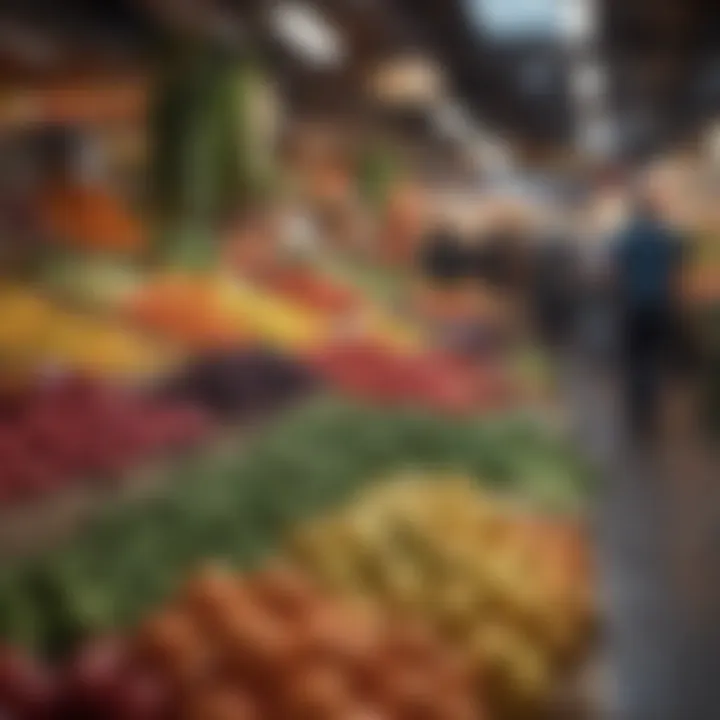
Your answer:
[468,0,559,40]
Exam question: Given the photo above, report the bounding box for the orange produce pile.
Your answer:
[118,564,482,720]
[126,278,246,351]
[39,184,144,254]
[264,268,362,316]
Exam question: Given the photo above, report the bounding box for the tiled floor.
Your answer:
[563,351,719,719]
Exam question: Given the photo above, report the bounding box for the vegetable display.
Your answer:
[0,33,603,720]
[311,342,512,414]
[0,565,479,719]
[263,266,362,316]
[0,285,171,380]
[39,254,141,312]
[159,347,320,420]
[126,275,330,354]
[218,280,331,353]
[289,473,594,718]
[39,184,145,255]
[125,275,249,350]
[0,399,591,657]
[0,376,211,507]
[149,51,272,270]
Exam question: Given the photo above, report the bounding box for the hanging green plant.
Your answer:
[148,46,278,271]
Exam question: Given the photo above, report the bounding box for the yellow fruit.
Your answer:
[221,281,329,351]
[381,562,426,612]
[0,284,170,379]
[286,472,593,718]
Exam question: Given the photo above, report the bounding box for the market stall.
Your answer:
[0,23,598,720]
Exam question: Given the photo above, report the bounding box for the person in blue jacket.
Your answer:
[613,190,685,437]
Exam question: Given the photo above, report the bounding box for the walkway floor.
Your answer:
[563,350,719,720]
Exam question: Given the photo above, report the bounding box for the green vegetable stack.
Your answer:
[0,398,592,658]
[149,47,273,269]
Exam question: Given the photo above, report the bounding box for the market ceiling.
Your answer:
[386,0,720,154]
[387,0,572,145]
[1,0,718,156]
[600,0,720,155]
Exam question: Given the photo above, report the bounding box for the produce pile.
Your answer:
[311,343,511,414]
[0,565,479,719]
[126,276,249,351]
[160,348,320,421]
[0,47,597,720]
[289,473,594,718]
[126,276,330,355]
[0,399,590,657]
[0,286,170,380]
[263,266,363,316]
[39,183,145,255]
[0,376,210,507]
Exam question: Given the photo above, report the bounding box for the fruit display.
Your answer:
[159,347,320,420]
[39,254,142,312]
[0,399,590,656]
[0,645,58,719]
[288,473,594,718]
[0,375,211,508]
[125,275,330,354]
[311,342,512,414]
[125,275,249,351]
[355,305,425,353]
[263,266,363,316]
[0,564,480,719]
[0,285,171,380]
[222,280,332,353]
[39,183,145,254]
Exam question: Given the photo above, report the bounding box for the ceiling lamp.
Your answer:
[270,2,346,68]
[369,55,445,107]
[469,0,559,40]
[557,0,597,45]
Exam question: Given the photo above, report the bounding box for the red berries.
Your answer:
[0,376,211,508]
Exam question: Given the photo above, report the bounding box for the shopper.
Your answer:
[470,222,527,295]
[531,223,579,348]
[613,190,685,438]
[418,225,468,284]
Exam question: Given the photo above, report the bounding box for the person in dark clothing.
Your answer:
[471,233,511,289]
[532,231,579,348]
[470,230,524,292]
[613,197,684,437]
[419,226,469,283]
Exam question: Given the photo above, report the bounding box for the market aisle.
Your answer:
[563,350,720,719]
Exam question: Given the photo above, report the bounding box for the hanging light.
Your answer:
[557,0,597,45]
[369,55,445,106]
[270,2,346,68]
